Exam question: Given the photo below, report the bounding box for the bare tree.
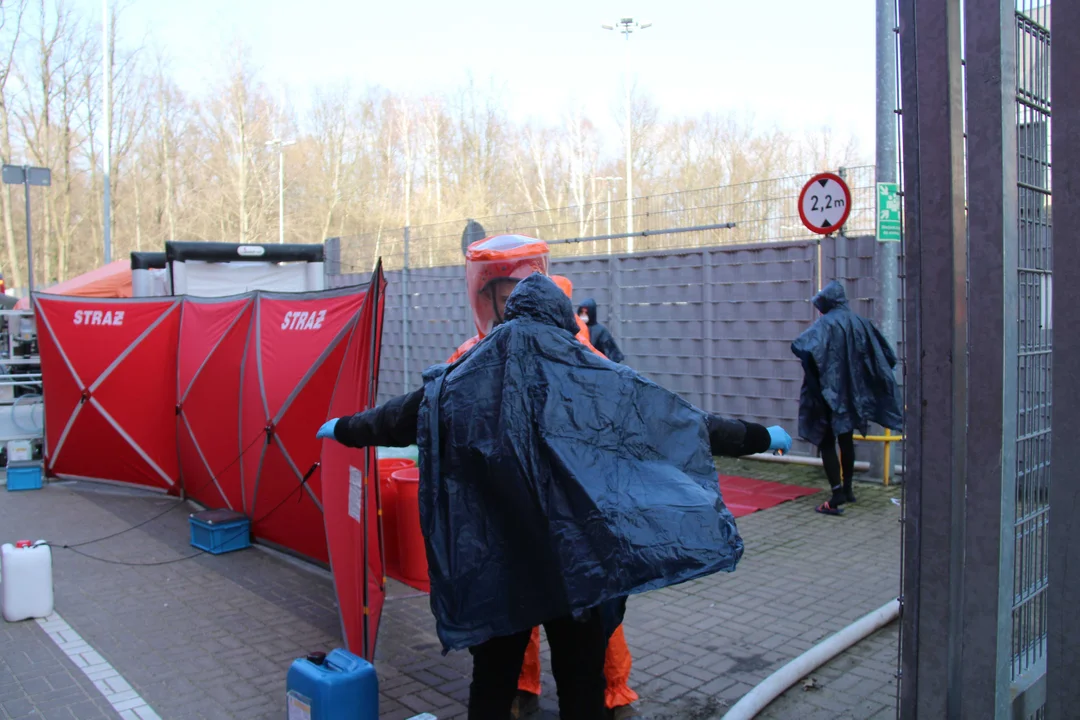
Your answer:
[53,2,89,281]
[0,0,28,287]
[309,84,350,242]
[202,42,275,244]
[0,0,879,286]
[560,105,599,236]
[421,94,444,220]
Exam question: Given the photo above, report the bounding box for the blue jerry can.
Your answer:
[286,649,378,719]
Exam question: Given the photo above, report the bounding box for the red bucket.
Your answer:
[377,459,415,569]
[390,467,428,586]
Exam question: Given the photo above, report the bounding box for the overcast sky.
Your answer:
[70,0,878,155]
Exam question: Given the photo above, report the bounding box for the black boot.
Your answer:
[843,481,856,504]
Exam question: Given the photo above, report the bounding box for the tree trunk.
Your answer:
[134,169,142,250]
[237,91,249,244]
[0,0,26,289]
[42,190,52,285]
[0,113,20,289]
[162,119,175,240]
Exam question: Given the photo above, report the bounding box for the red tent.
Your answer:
[16,261,132,309]
[35,296,182,490]
[35,267,390,658]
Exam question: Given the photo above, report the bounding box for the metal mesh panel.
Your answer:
[329,237,855,453]
[1012,0,1052,682]
[330,166,878,274]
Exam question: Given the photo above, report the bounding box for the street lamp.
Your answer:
[602,17,651,253]
[2,164,52,295]
[591,175,622,253]
[103,0,112,263]
[266,138,297,244]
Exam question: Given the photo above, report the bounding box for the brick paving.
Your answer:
[0,457,902,720]
[0,619,118,720]
[759,626,899,720]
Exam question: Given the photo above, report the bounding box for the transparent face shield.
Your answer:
[464,235,550,336]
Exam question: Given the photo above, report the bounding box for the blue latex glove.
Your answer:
[767,426,793,454]
[316,419,339,441]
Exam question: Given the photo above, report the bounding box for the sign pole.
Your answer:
[876,0,901,349]
[23,168,33,295]
[3,165,52,297]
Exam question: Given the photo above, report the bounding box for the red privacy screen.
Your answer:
[36,265,389,659]
[36,296,182,491]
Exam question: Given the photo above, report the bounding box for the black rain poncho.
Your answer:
[417,273,744,652]
[791,281,903,446]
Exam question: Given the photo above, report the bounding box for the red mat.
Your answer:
[719,474,822,518]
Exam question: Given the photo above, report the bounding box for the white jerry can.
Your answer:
[1,540,55,622]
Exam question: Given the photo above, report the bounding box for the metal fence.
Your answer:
[328,166,878,276]
[1012,0,1052,709]
[327,231,895,459]
[898,1,1060,717]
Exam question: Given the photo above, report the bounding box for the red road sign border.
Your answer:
[798,172,853,235]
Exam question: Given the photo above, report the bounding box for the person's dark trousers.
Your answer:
[819,428,855,504]
[467,610,609,720]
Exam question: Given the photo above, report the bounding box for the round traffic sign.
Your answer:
[798,173,852,235]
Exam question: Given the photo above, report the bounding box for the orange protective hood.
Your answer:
[465,235,550,337]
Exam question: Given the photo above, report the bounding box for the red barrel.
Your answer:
[390,467,428,585]
[377,459,415,570]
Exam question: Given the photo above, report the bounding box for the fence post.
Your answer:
[961,0,1021,715]
[1048,2,1080,716]
[701,248,715,411]
[609,252,623,356]
[836,167,849,285]
[898,0,969,715]
[402,226,410,392]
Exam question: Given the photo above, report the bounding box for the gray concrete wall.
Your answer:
[328,235,900,460]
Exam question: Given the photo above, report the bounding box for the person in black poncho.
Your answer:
[577,298,625,364]
[318,273,793,720]
[791,280,903,516]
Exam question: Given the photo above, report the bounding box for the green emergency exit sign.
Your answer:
[877,182,902,242]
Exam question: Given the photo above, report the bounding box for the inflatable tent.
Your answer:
[34,266,389,657]
[163,242,326,297]
[130,252,170,297]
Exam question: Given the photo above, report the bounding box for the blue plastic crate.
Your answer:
[6,461,42,492]
[189,509,251,555]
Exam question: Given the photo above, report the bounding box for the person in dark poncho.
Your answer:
[443,234,638,718]
[318,273,793,720]
[577,298,625,363]
[791,280,903,516]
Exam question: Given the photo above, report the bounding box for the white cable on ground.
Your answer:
[720,598,901,720]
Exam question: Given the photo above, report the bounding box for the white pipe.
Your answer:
[721,599,900,720]
[744,452,872,473]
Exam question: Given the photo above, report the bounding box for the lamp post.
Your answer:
[266,138,296,244]
[602,18,651,253]
[102,0,111,263]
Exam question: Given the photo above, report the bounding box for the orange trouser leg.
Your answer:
[517,626,543,696]
[516,623,639,708]
[603,624,639,709]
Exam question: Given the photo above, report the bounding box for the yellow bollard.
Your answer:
[883,428,892,487]
[852,429,904,487]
